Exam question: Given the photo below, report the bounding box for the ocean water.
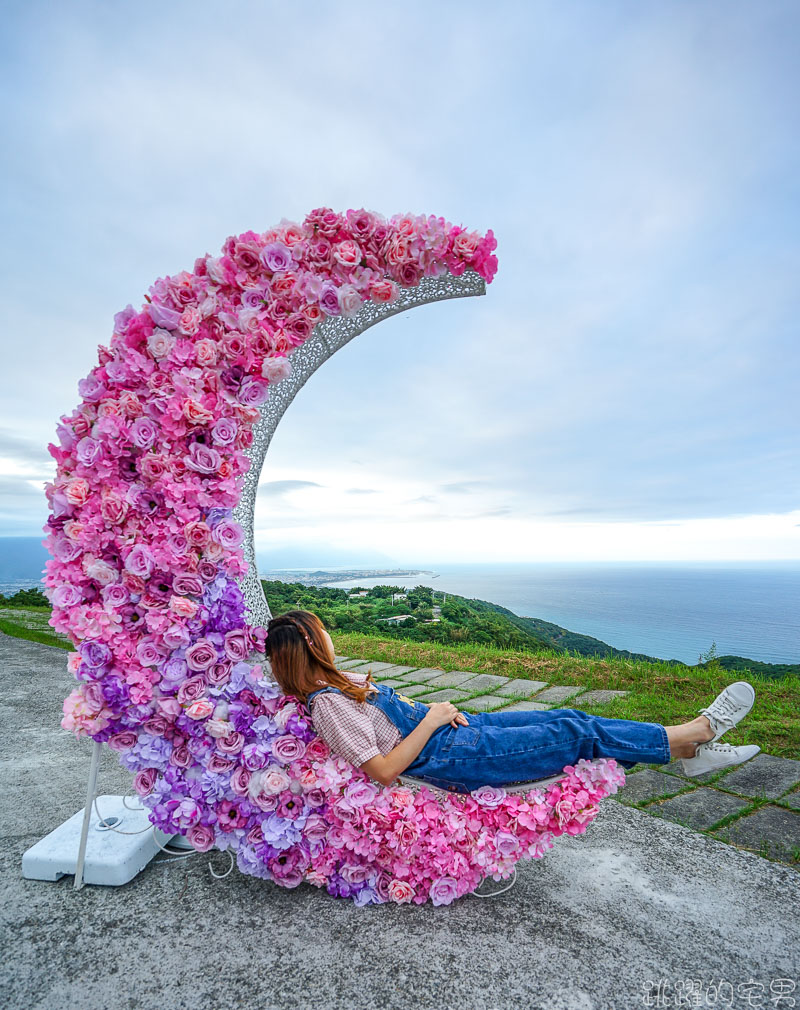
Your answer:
[318,561,800,666]
[5,562,798,667]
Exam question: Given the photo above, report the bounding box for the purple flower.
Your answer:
[148,301,182,330]
[162,623,191,650]
[220,366,245,392]
[130,417,159,451]
[211,519,244,549]
[172,573,203,596]
[319,282,341,316]
[237,378,269,407]
[101,675,130,709]
[136,638,164,667]
[260,242,293,274]
[223,628,249,662]
[185,443,221,474]
[79,640,112,670]
[161,657,189,689]
[271,734,306,763]
[429,876,459,906]
[237,846,273,880]
[76,437,102,467]
[114,304,136,336]
[241,743,270,771]
[204,507,231,529]
[78,374,106,402]
[210,417,237,446]
[53,583,82,608]
[352,886,383,907]
[124,544,155,578]
[185,638,218,672]
[102,583,129,608]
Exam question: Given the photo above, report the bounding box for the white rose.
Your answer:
[146,328,176,360]
[261,356,292,384]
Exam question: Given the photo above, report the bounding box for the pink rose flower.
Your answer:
[133,768,158,796]
[369,279,398,304]
[146,328,176,359]
[169,595,199,618]
[172,572,204,596]
[178,307,202,336]
[185,639,218,672]
[107,731,137,751]
[176,675,208,704]
[187,823,215,852]
[217,731,245,754]
[185,698,214,720]
[223,628,249,661]
[271,734,306,763]
[124,544,155,579]
[388,879,415,904]
[64,478,90,506]
[261,356,292,384]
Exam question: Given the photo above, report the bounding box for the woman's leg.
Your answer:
[430,706,716,790]
[466,706,715,760]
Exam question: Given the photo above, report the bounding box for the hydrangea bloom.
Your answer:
[45,207,624,905]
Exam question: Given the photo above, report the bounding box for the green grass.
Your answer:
[332,630,800,760]
[0,607,72,651]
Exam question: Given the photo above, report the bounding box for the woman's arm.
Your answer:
[360,702,461,787]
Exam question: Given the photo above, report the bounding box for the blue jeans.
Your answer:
[305,681,671,794]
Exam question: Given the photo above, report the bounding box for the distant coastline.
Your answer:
[2,544,797,673]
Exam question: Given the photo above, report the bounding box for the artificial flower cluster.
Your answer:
[39,206,621,905]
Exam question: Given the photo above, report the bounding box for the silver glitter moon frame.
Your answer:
[232,269,486,628]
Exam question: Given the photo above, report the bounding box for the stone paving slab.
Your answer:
[461,695,508,712]
[458,673,510,692]
[339,660,398,675]
[615,768,690,805]
[390,683,432,698]
[375,679,410,689]
[371,664,419,677]
[572,689,630,705]
[650,787,751,831]
[422,671,478,688]
[416,688,471,704]
[709,753,800,801]
[712,805,800,863]
[332,655,354,664]
[396,668,448,684]
[529,685,586,704]
[496,678,549,697]
[501,700,552,712]
[781,790,800,811]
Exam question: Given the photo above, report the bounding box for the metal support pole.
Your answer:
[73,739,102,890]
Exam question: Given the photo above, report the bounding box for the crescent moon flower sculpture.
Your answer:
[44,208,625,906]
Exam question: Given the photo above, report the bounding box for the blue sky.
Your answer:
[1,0,798,565]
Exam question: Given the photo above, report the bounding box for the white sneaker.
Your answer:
[681,741,761,778]
[696,681,756,743]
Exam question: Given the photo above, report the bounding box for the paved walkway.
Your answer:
[337,657,800,871]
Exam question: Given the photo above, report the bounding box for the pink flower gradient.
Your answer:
[42,207,626,905]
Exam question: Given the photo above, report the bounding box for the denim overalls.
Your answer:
[305,680,671,793]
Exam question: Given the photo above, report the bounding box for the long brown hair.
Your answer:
[265,609,375,708]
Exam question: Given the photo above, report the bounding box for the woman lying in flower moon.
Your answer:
[265,610,761,791]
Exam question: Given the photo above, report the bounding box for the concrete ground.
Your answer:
[2,634,798,1010]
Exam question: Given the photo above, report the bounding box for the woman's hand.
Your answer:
[423,702,470,730]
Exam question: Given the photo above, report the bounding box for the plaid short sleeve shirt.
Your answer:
[308,671,403,768]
